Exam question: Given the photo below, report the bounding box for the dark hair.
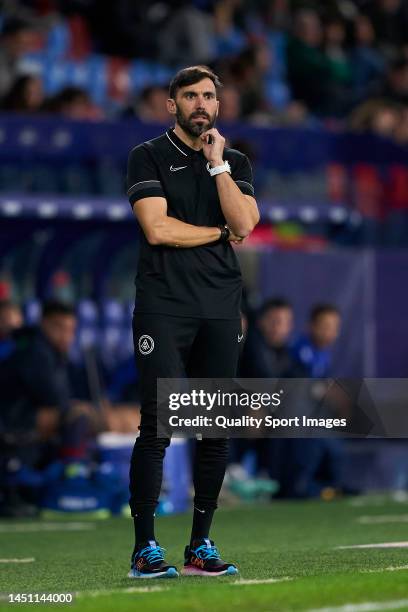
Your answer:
[1,17,33,38]
[0,299,15,314]
[55,86,88,103]
[390,57,408,72]
[310,303,339,322]
[2,75,37,111]
[42,86,89,113]
[140,85,167,102]
[42,300,75,319]
[259,297,292,317]
[169,65,222,99]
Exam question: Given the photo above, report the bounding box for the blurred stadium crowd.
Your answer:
[0,0,407,141]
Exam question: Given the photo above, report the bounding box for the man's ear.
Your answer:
[167,98,177,115]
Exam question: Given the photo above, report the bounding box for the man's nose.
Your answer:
[194,95,206,107]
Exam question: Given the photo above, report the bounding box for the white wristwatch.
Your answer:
[206,160,231,177]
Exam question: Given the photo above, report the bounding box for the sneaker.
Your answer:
[181,538,238,577]
[128,540,179,579]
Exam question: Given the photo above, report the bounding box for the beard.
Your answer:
[175,105,217,137]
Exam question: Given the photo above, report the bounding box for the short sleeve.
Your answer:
[126,144,166,208]
[231,153,255,197]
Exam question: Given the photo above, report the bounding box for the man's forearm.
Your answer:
[148,215,222,248]
[214,172,259,237]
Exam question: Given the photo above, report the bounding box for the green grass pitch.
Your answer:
[1,497,408,611]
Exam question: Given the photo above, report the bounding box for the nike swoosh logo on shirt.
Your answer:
[194,507,206,514]
[170,165,188,172]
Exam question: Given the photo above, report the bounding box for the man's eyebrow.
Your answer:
[182,90,216,95]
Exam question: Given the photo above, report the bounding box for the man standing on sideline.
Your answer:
[126,65,259,578]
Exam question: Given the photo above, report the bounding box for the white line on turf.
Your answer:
[232,577,292,585]
[357,515,408,524]
[307,599,408,612]
[0,558,35,563]
[0,522,95,533]
[336,542,408,549]
[362,565,408,573]
[77,586,168,597]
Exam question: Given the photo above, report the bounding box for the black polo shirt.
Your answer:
[126,127,255,319]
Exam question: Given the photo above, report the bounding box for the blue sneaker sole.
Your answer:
[128,567,179,579]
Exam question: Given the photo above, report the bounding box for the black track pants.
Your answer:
[129,312,241,517]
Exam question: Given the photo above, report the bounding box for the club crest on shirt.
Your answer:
[138,334,155,355]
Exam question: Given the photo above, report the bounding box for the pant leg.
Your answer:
[129,312,199,517]
[187,318,241,511]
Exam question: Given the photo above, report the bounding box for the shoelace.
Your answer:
[136,545,166,565]
[193,544,221,560]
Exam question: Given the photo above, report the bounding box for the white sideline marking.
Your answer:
[232,577,292,585]
[363,565,408,573]
[358,515,408,524]
[337,542,408,549]
[77,586,168,597]
[0,522,95,533]
[308,599,408,612]
[0,558,35,563]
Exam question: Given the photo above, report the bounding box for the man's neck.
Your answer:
[173,124,203,151]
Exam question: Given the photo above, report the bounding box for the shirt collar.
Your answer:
[166,127,203,157]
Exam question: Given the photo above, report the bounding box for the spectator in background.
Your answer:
[0,17,39,98]
[279,100,311,126]
[228,42,272,118]
[217,84,242,122]
[0,299,127,517]
[349,98,400,140]
[241,297,305,379]
[372,102,402,138]
[381,58,408,105]
[283,303,344,500]
[0,300,23,361]
[264,0,291,32]
[1,74,44,113]
[292,303,341,377]
[213,0,247,58]
[367,0,408,61]
[158,1,215,66]
[0,300,99,462]
[137,86,170,124]
[287,9,352,116]
[42,86,104,120]
[85,0,161,59]
[323,15,352,115]
[287,9,330,114]
[351,13,386,104]
[394,106,408,145]
[231,298,305,484]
